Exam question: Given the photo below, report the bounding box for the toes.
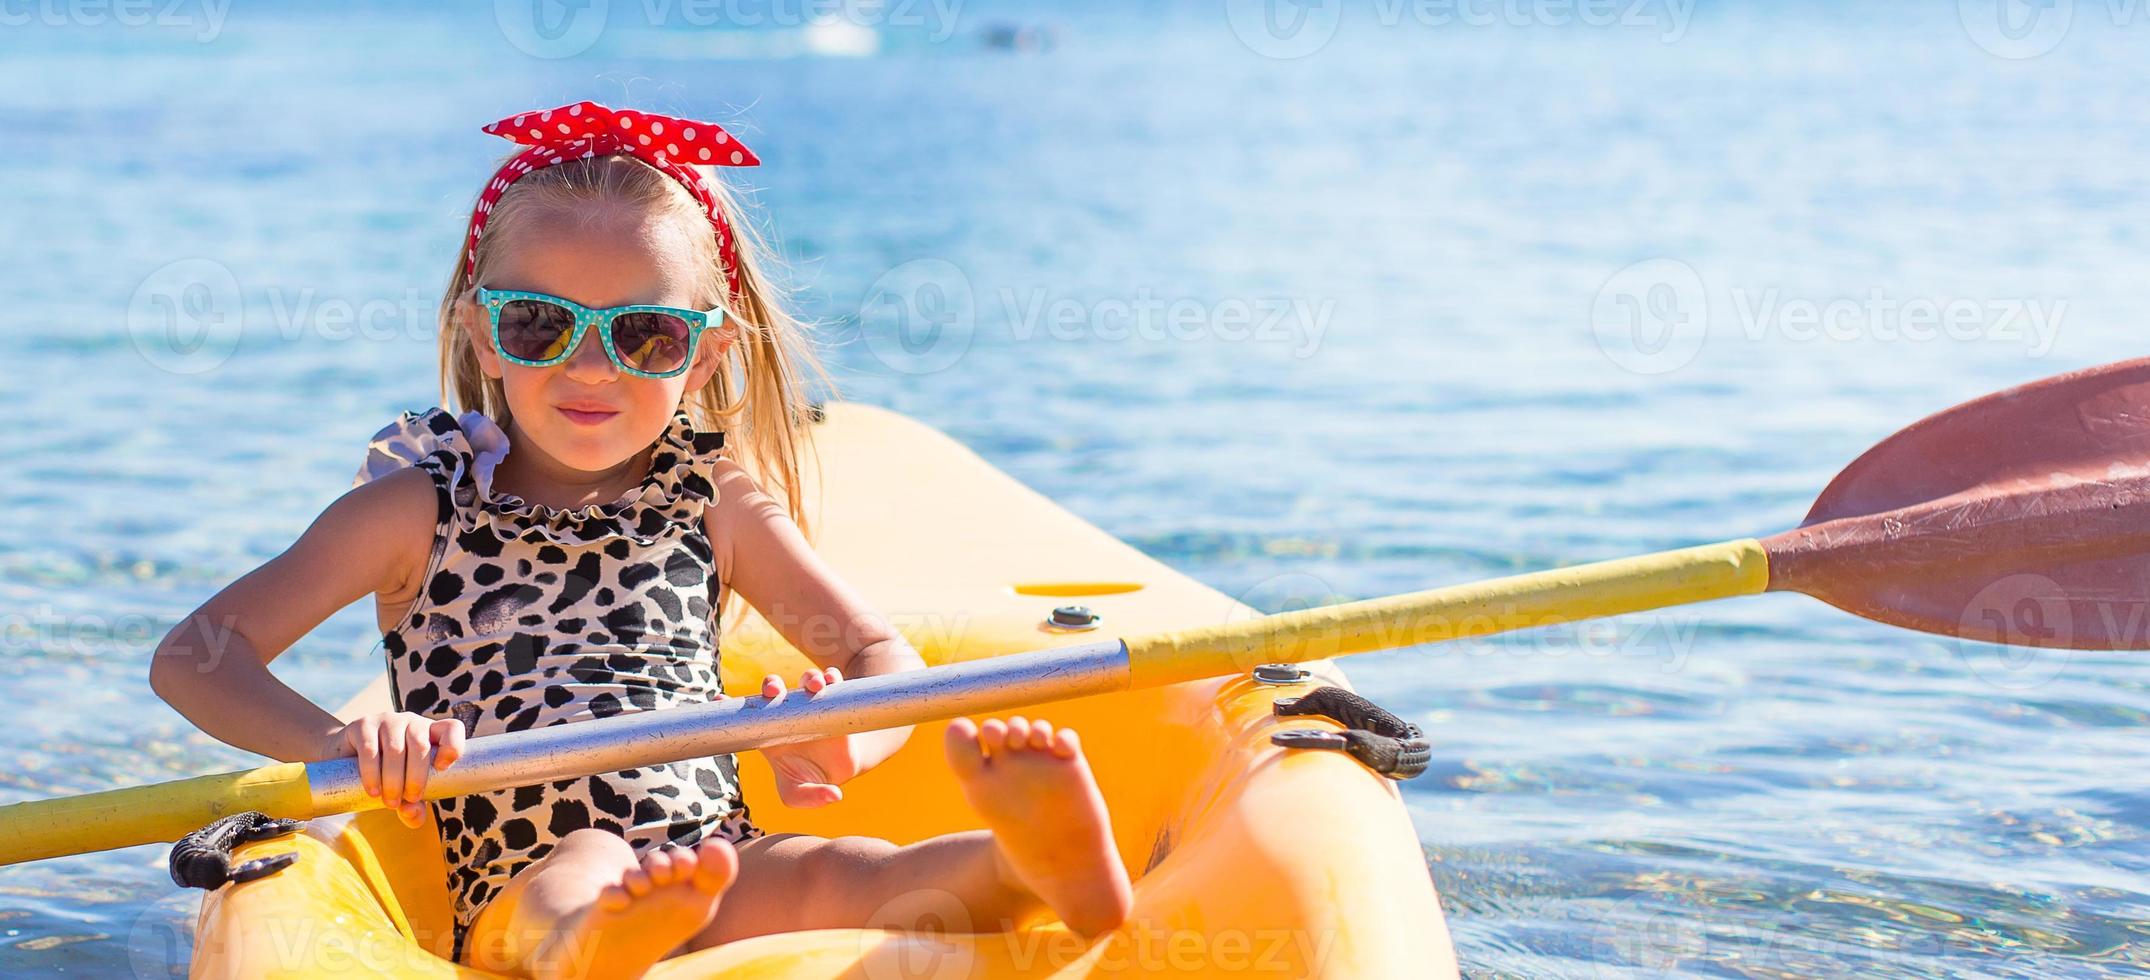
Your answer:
[643,848,678,887]
[945,718,988,773]
[1026,720,1055,752]
[597,884,631,912]
[621,864,654,898]
[977,717,1010,754]
[1051,726,1082,760]
[665,845,699,883]
[1002,716,1032,751]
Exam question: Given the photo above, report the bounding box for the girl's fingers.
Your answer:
[353,721,381,798]
[824,666,842,686]
[431,718,466,770]
[379,718,408,808]
[761,673,785,704]
[402,722,431,804]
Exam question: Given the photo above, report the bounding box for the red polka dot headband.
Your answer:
[462,100,762,303]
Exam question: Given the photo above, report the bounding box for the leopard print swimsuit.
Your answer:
[354,406,762,960]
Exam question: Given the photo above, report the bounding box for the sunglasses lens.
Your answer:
[496,299,577,362]
[611,312,694,375]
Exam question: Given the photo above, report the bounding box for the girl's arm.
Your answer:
[150,467,437,763]
[709,460,928,773]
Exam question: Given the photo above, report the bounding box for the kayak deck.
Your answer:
[190,402,1452,977]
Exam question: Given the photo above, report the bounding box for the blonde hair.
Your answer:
[436,150,834,557]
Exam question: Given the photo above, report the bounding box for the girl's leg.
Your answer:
[687,716,1133,951]
[696,829,1026,941]
[460,827,739,980]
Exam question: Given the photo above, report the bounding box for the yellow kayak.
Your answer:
[188,403,1454,977]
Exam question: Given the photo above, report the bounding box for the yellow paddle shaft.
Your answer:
[0,539,1767,867]
[0,762,316,866]
[1124,538,1772,687]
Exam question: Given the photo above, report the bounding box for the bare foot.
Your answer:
[944,716,1134,936]
[530,838,739,980]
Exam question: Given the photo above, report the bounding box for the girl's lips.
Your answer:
[558,407,618,426]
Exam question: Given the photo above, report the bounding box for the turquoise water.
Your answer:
[4,1,2149,974]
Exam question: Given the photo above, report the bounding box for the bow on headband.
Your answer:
[461,100,762,302]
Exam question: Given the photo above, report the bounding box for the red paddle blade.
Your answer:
[1762,358,2150,650]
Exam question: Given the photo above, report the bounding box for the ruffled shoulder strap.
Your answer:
[353,407,510,516]
[357,406,726,547]
[645,409,727,508]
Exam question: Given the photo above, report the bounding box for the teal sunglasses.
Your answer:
[476,287,728,379]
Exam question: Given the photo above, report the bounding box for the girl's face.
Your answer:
[461,204,731,473]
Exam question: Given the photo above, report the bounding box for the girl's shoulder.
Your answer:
[338,460,441,587]
[698,450,766,521]
[697,444,794,591]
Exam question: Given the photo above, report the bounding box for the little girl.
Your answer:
[149,101,1133,979]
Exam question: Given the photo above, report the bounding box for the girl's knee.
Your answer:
[818,835,899,872]
[801,836,901,904]
[557,827,633,856]
[539,828,637,874]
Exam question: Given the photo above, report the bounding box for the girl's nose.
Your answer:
[561,321,618,381]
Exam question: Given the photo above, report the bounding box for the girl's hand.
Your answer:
[319,712,466,829]
[758,668,866,808]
